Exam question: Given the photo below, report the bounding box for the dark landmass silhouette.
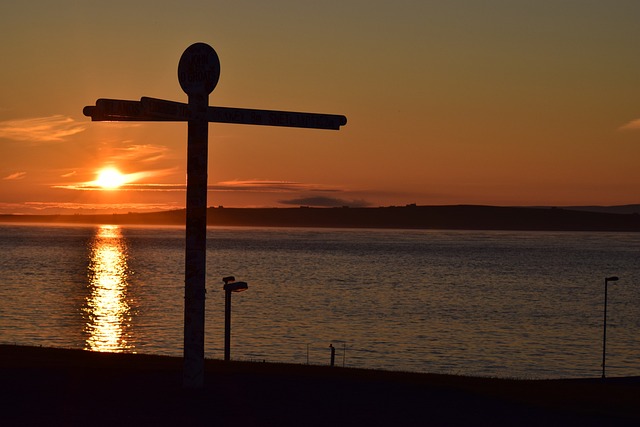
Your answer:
[545,205,640,215]
[2,204,640,231]
[2,345,638,426]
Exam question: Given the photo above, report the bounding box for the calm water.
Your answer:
[1,223,639,379]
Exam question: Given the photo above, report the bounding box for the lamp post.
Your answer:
[602,276,619,379]
[222,276,248,361]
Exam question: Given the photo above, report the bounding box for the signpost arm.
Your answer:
[208,106,347,130]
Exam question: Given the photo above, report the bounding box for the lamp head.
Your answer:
[222,276,235,284]
[224,281,248,292]
[605,276,619,282]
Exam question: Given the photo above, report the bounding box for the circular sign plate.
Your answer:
[178,43,221,95]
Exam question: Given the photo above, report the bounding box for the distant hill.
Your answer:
[2,205,639,232]
[552,205,640,215]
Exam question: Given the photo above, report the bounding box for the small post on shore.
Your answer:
[329,344,336,367]
[224,284,232,361]
[343,343,346,367]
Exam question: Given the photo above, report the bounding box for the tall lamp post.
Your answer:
[602,276,619,379]
[222,276,248,361]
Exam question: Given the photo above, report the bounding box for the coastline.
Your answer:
[1,204,640,232]
[2,344,639,426]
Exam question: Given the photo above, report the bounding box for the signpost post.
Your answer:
[83,42,346,388]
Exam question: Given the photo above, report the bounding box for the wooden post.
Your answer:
[178,43,220,388]
[224,288,232,361]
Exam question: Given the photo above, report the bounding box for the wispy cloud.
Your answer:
[52,179,343,193]
[53,182,186,191]
[618,118,640,131]
[23,201,177,211]
[14,201,179,213]
[3,171,26,180]
[109,144,171,163]
[212,180,341,193]
[115,168,177,184]
[0,201,182,215]
[278,196,372,207]
[0,115,87,142]
[60,171,77,178]
[53,167,178,191]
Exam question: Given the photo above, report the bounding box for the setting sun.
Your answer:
[95,168,126,189]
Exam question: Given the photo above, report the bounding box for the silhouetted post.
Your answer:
[343,343,346,367]
[179,43,221,388]
[82,42,346,388]
[223,276,248,361]
[602,276,619,379]
[329,344,336,366]
[223,277,233,362]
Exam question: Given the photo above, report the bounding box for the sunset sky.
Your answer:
[1,1,639,214]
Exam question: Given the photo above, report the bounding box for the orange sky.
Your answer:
[1,1,639,214]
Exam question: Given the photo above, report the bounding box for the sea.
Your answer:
[1,223,639,379]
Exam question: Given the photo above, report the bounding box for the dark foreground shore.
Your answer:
[2,345,639,426]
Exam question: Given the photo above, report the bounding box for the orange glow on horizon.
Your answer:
[2,3,640,216]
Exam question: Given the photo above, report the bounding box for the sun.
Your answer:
[95,168,126,189]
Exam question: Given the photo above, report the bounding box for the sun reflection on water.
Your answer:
[84,225,134,352]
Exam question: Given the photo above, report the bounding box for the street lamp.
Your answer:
[222,276,248,361]
[602,276,619,379]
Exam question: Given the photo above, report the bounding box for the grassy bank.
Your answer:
[1,344,638,426]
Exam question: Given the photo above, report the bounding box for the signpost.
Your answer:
[83,42,347,388]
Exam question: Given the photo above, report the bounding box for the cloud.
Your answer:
[0,115,87,142]
[618,118,640,131]
[212,180,340,193]
[109,144,170,163]
[0,202,184,215]
[116,168,177,184]
[3,171,26,180]
[278,196,372,207]
[60,171,77,178]
[0,201,179,215]
[24,201,175,211]
[53,179,346,195]
[53,167,178,191]
[52,182,185,192]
